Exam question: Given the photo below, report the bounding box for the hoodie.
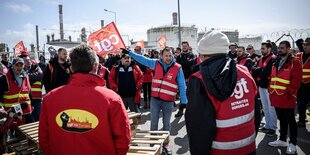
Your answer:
[185,54,260,155]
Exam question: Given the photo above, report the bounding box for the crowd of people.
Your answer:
[0,31,309,155]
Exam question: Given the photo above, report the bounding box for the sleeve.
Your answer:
[28,65,43,84]
[108,67,118,92]
[287,59,302,97]
[185,77,216,155]
[42,64,52,93]
[176,68,187,104]
[0,76,9,103]
[109,96,131,155]
[245,59,253,72]
[128,51,157,70]
[104,69,110,89]
[135,65,144,90]
[38,99,50,154]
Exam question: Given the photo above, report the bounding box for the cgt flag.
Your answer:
[88,22,125,58]
[134,40,144,49]
[14,41,26,57]
[158,35,166,49]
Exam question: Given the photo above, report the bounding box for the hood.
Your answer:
[200,54,237,101]
[158,54,175,69]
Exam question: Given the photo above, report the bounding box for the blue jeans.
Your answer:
[150,97,174,131]
[259,87,277,130]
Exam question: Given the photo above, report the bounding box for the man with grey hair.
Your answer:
[39,45,131,155]
[185,31,257,155]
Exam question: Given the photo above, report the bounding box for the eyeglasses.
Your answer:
[134,49,139,51]
[246,48,252,50]
[303,43,310,46]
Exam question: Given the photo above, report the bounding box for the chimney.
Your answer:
[101,20,104,28]
[69,35,71,42]
[172,12,178,25]
[51,34,55,42]
[47,35,50,43]
[59,4,64,41]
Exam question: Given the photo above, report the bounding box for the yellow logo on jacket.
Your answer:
[56,109,99,133]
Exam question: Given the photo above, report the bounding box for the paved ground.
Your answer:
[137,100,310,155]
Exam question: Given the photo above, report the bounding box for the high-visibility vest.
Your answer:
[3,73,32,114]
[151,61,180,101]
[256,54,274,81]
[297,52,310,83]
[31,81,42,99]
[191,65,256,155]
[269,60,293,95]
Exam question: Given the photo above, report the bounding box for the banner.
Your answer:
[88,22,125,58]
[14,41,26,57]
[158,35,166,49]
[134,40,144,49]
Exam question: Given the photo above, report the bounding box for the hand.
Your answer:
[120,48,129,54]
[8,112,15,118]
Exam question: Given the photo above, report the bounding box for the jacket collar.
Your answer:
[68,73,105,87]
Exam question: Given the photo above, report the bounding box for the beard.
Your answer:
[278,51,288,57]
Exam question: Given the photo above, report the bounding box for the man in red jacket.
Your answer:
[39,45,131,155]
[268,41,302,154]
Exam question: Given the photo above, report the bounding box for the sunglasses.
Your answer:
[246,48,252,50]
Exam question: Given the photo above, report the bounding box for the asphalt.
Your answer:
[137,100,310,155]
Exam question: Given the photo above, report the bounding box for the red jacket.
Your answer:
[143,67,153,83]
[297,52,310,83]
[269,56,302,108]
[191,65,257,155]
[39,73,131,155]
[109,63,143,104]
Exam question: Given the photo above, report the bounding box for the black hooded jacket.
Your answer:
[42,56,71,93]
[185,54,260,155]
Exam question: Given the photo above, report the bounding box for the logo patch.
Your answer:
[56,109,99,133]
[166,73,173,80]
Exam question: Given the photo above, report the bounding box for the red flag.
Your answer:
[88,22,125,58]
[134,40,144,49]
[158,35,166,49]
[14,41,26,57]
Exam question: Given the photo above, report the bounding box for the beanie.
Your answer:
[197,30,230,55]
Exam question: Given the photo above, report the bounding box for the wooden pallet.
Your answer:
[127,130,170,155]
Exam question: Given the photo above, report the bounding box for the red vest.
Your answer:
[3,73,32,114]
[97,65,107,86]
[297,52,310,83]
[191,65,256,155]
[237,57,251,66]
[151,61,180,101]
[31,81,42,99]
[256,54,274,81]
[269,59,294,96]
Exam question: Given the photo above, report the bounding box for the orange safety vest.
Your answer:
[31,81,42,99]
[269,59,293,95]
[151,61,180,101]
[297,52,310,83]
[3,73,32,114]
[191,65,256,155]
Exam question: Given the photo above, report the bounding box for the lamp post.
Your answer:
[104,9,117,25]
[177,0,181,47]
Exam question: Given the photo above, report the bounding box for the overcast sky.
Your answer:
[0,0,309,50]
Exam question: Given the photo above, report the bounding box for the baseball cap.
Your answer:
[12,58,24,65]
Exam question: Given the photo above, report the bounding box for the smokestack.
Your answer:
[101,20,104,28]
[47,35,50,43]
[172,12,178,25]
[36,25,39,51]
[69,35,71,42]
[59,4,64,41]
[51,34,55,42]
